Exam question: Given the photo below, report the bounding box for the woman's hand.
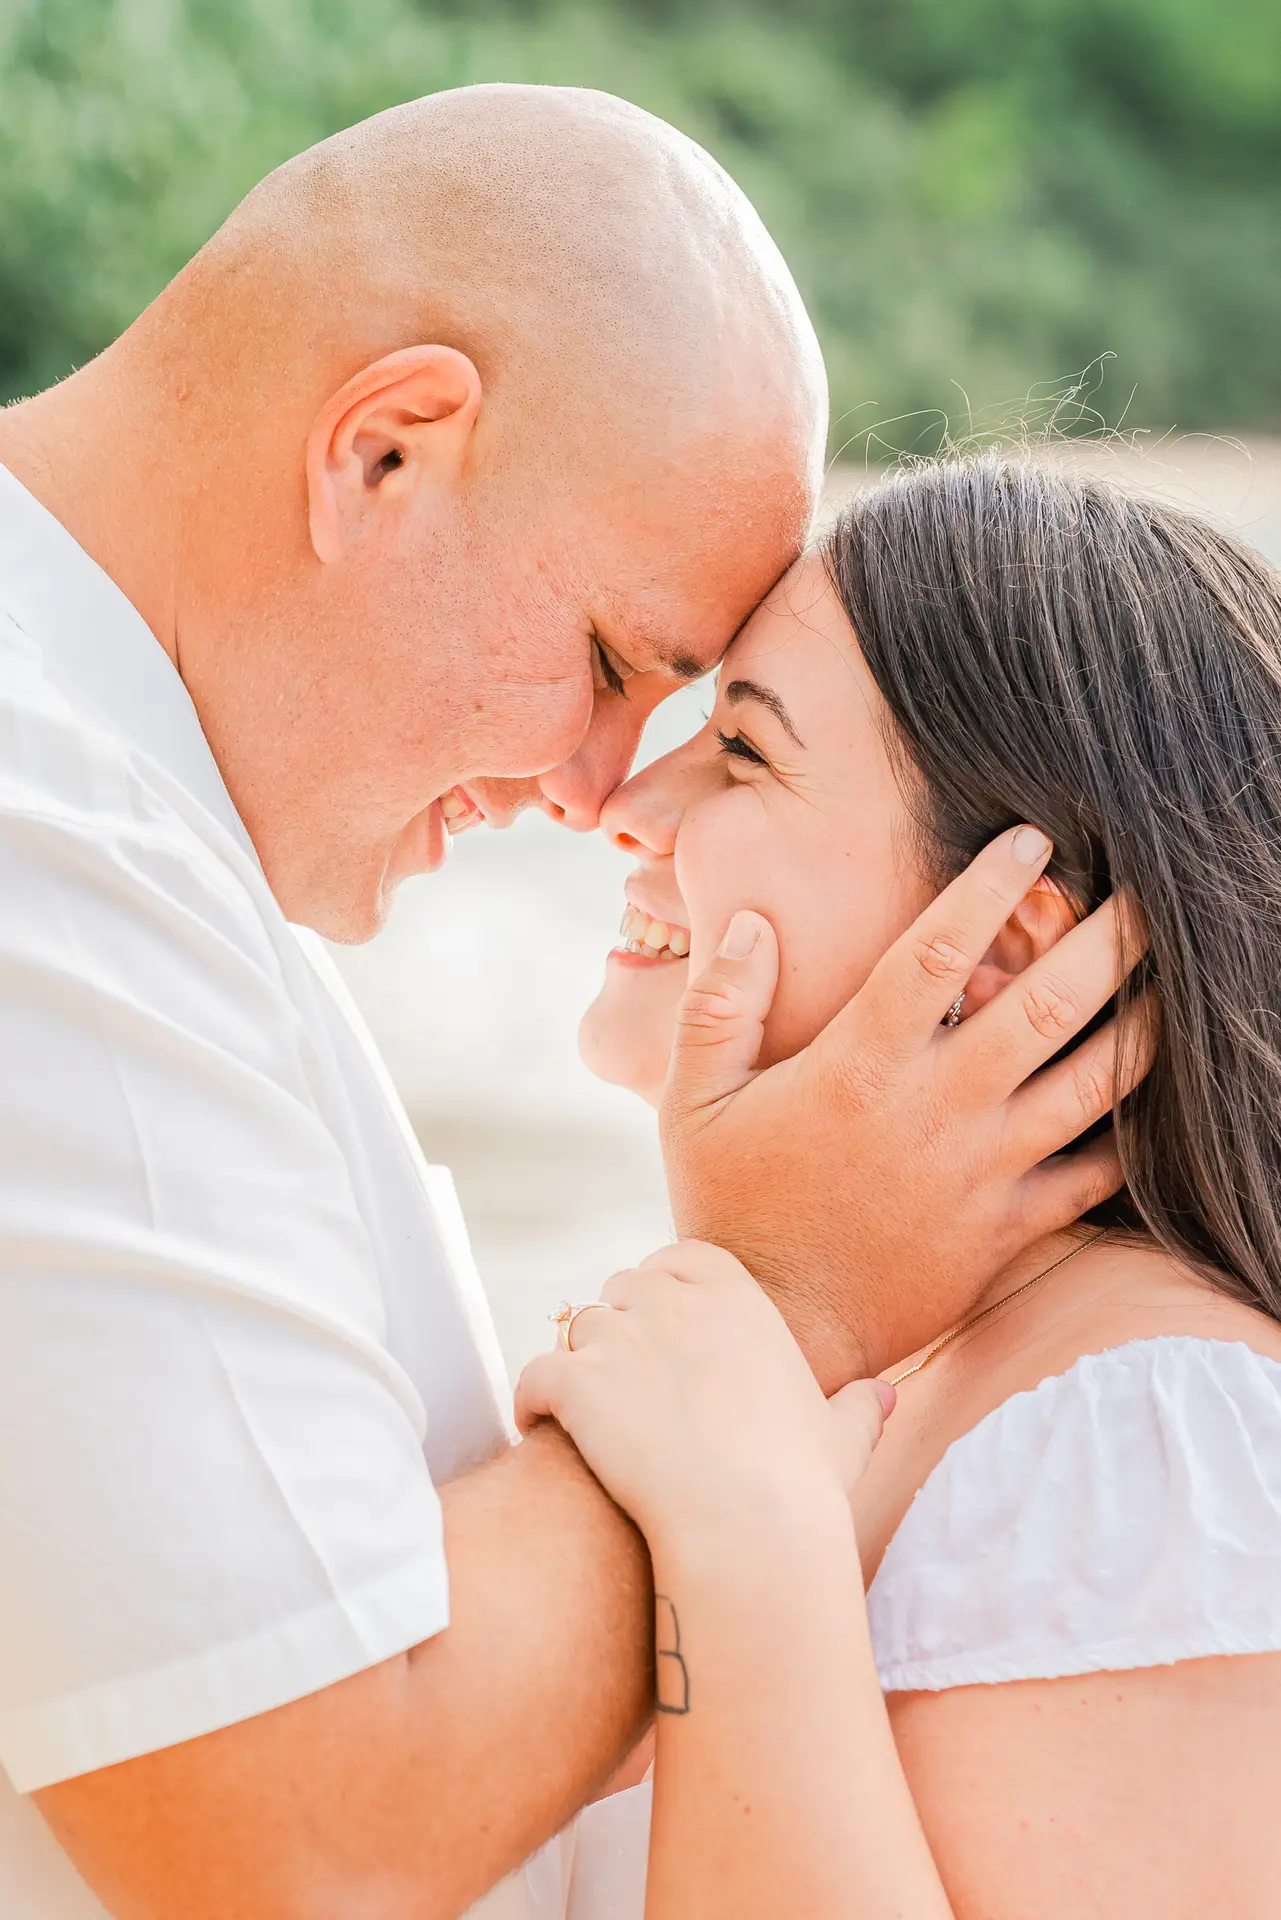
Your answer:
[514,1240,893,1557]
[519,1247,950,1920]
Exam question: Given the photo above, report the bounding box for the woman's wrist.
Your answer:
[648,1469,859,1597]
[647,1485,870,1734]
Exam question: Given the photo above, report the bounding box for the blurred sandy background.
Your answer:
[333,438,1281,1382]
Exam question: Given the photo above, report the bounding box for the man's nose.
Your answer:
[536,696,649,833]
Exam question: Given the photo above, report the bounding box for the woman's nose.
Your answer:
[599,738,702,856]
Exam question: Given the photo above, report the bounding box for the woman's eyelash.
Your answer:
[715,726,768,767]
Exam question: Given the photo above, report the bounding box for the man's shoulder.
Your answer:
[0,606,281,974]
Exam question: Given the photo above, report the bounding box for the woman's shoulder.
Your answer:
[868,1331,1281,1695]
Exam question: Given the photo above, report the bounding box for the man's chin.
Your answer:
[387,798,451,882]
[268,836,420,947]
[286,879,391,947]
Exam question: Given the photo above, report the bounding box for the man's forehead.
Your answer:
[619,596,781,684]
[585,456,814,679]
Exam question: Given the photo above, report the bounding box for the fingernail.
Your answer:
[1012,825,1052,866]
[718,912,760,960]
[875,1380,897,1417]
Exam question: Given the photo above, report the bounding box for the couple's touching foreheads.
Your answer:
[1,80,1280,1920]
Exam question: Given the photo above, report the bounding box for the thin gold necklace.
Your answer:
[885,1228,1108,1387]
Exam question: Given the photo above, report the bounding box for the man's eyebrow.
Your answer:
[649,645,708,682]
[725,678,806,748]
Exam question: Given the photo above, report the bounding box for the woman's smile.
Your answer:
[615,901,691,962]
[581,552,936,1105]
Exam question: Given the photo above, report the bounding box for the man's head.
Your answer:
[34,86,827,938]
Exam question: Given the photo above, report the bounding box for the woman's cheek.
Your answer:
[674,799,759,972]
[759,889,888,1065]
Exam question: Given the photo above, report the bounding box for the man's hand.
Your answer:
[660,826,1149,1388]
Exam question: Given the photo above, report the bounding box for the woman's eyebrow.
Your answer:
[724,678,806,748]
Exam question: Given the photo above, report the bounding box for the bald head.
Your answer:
[191,85,824,497]
[5,86,827,938]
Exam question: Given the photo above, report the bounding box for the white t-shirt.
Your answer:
[0,464,515,1915]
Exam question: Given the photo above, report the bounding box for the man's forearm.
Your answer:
[37,1426,653,1920]
[420,1424,656,1894]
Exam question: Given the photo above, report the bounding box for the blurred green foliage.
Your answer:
[1,0,1279,442]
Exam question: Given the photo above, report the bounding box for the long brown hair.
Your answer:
[825,453,1281,1320]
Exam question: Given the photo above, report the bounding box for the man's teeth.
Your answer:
[440,789,480,834]
[618,903,690,958]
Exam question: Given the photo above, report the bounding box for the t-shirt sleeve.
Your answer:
[0,780,450,1792]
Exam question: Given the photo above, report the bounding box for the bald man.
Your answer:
[0,85,1127,1920]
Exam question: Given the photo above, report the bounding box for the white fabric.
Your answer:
[0,465,514,1915]
[870,1335,1281,1690]
[524,1335,1281,1920]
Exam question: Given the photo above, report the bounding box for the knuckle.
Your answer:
[1079,1163,1121,1211]
[911,930,971,985]
[665,1238,721,1276]
[1021,974,1080,1040]
[974,871,1019,917]
[1072,1056,1114,1120]
[676,980,741,1036]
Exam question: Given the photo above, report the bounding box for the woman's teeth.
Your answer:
[618,903,690,959]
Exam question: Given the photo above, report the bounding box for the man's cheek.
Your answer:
[466,685,591,781]
[520,679,596,776]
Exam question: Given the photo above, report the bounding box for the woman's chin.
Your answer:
[578,951,688,1107]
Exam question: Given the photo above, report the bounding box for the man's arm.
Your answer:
[36,1428,652,1920]
[33,829,1144,1920]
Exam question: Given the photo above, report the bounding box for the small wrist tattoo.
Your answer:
[654,1593,691,1715]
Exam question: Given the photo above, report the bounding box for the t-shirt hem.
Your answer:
[877,1621,1281,1695]
[0,1554,450,1793]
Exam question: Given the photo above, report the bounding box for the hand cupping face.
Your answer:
[660,841,1144,1388]
[583,549,1145,1388]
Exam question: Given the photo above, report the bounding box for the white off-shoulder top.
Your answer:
[479,1337,1281,1920]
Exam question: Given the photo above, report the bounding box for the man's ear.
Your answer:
[961,874,1078,1017]
[306,344,483,564]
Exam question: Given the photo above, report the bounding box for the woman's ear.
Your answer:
[306,344,483,564]
[960,874,1078,1017]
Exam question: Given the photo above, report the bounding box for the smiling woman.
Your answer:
[580,547,937,1098]
[589,451,1281,1312]
[555,450,1281,1920]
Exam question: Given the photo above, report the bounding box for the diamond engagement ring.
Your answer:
[551,1300,612,1350]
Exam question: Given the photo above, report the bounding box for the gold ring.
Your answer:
[550,1300,612,1350]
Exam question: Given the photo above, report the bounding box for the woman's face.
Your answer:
[580,555,939,1102]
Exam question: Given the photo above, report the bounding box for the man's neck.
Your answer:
[0,360,180,667]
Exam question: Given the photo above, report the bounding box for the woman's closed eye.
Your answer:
[715,725,770,769]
